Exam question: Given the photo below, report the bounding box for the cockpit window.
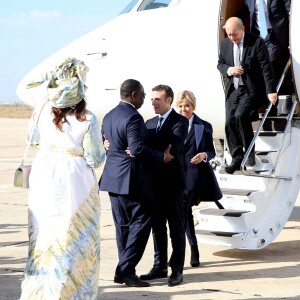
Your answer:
[138,0,179,11]
[120,0,140,14]
[119,0,180,15]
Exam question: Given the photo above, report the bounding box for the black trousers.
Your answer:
[152,188,186,274]
[225,85,256,159]
[264,31,292,95]
[109,192,152,276]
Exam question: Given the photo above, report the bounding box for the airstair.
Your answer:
[195,58,300,249]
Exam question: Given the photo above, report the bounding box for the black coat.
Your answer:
[183,114,222,205]
[145,108,188,192]
[217,32,276,108]
[100,101,163,196]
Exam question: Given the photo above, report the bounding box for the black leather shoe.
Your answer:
[168,272,183,287]
[114,274,150,287]
[245,153,256,166]
[140,267,168,280]
[114,274,123,284]
[190,244,200,267]
[224,159,242,174]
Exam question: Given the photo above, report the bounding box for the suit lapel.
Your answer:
[160,108,174,132]
[148,116,159,130]
[229,41,234,66]
[194,124,204,150]
[248,0,256,16]
[241,33,249,64]
[184,124,194,144]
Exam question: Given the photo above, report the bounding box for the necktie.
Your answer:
[233,44,241,89]
[258,0,268,39]
[156,117,164,132]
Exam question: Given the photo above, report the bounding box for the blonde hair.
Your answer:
[176,90,196,107]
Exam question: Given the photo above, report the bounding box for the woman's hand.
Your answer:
[191,152,207,164]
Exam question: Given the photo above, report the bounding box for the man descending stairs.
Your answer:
[195,59,300,250]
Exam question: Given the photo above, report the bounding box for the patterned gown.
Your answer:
[20,102,105,300]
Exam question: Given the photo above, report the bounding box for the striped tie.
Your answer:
[233,44,241,89]
[156,117,164,132]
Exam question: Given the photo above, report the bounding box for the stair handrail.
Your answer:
[240,57,292,177]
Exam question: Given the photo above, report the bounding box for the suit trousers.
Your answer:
[152,188,186,274]
[225,85,255,159]
[109,192,152,276]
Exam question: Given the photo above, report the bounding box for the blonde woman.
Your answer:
[176,90,222,267]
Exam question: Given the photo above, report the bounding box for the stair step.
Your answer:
[195,230,243,237]
[258,115,291,119]
[221,188,258,196]
[255,151,273,155]
[258,132,282,136]
[200,208,250,217]
[219,167,272,175]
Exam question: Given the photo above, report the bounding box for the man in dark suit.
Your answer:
[238,0,291,92]
[99,79,173,287]
[217,17,277,174]
[140,85,188,286]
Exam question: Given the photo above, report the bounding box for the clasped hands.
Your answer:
[103,139,174,163]
[231,66,244,76]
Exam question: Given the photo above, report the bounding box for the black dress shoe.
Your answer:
[245,153,256,166]
[114,274,124,284]
[224,159,242,174]
[140,267,168,280]
[114,274,150,287]
[168,272,183,287]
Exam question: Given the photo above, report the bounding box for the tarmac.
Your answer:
[0,118,300,300]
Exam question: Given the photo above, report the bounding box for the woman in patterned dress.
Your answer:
[20,57,105,300]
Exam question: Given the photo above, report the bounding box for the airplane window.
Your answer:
[119,0,180,14]
[119,0,140,14]
[138,0,173,11]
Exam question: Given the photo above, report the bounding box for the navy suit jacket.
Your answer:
[217,32,276,104]
[145,108,188,192]
[184,114,222,204]
[238,0,290,50]
[99,101,163,196]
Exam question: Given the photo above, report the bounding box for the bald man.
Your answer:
[217,17,277,174]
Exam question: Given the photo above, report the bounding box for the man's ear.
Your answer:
[166,96,172,104]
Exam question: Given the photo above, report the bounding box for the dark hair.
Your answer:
[120,79,142,98]
[152,84,174,104]
[52,99,87,131]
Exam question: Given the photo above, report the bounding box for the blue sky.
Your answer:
[0,0,127,103]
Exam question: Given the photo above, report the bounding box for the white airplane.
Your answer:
[17,0,300,250]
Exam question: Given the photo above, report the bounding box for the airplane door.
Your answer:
[218,0,248,90]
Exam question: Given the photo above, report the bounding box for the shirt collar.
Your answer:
[189,114,194,127]
[160,108,172,120]
[120,100,135,108]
